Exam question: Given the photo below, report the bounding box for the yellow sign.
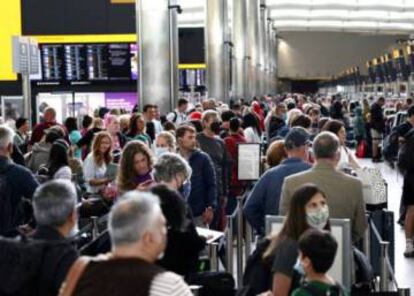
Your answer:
[33,34,137,44]
[111,0,135,3]
[393,49,401,59]
[0,1,21,80]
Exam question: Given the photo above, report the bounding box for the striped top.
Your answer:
[150,272,193,296]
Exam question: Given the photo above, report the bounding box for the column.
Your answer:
[246,0,260,99]
[232,0,247,100]
[259,1,267,96]
[206,0,229,102]
[136,0,179,114]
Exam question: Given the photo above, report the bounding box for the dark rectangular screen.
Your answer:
[41,45,65,81]
[179,28,205,64]
[64,44,88,81]
[108,44,131,80]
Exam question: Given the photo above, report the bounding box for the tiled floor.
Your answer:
[359,158,414,292]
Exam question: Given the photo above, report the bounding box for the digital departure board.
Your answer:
[41,45,64,81]
[87,44,109,80]
[107,43,131,80]
[64,44,87,81]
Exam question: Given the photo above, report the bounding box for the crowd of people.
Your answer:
[0,92,413,296]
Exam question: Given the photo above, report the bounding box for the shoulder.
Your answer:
[150,271,192,296]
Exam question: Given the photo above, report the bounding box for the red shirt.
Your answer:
[224,133,247,195]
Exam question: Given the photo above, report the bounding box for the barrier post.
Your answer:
[398,288,411,296]
[226,216,234,274]
[91,216,99,240]
[209,243,219,272]
[363,216,371,261]
[245,222,253,260]
[380,242,390,291]
[236,196,244,287]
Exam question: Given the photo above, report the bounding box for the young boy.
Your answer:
[291,229,347,296]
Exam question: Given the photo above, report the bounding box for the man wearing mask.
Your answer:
[280,132,367,242]
[197,110,230,230]
[176,125,217,228]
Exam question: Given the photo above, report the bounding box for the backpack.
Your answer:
[302,281,346,296]
[0,235,64,296]
[0,164,15,236]
[397,129,414,174]
[237,239,272,296]
[383,126,399,161]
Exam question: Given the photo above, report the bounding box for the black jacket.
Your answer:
[31,226,79,296]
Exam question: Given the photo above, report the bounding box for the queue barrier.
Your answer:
[265,215,353,290]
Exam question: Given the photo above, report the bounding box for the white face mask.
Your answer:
[155,147,169,158]
[306,205,329,230]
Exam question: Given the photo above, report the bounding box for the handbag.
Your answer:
[356,140,367,158]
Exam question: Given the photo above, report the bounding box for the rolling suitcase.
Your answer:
[368,210,395,276]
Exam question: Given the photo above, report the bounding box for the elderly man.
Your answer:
[62,191,193,296]
[280,132,367,242]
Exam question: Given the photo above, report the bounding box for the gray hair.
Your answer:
[33,180,77,227]
[153,152,192,183]
[313,131,340,159]
[0,125,15,149]
[156,131,176,149]
[109,191,161,247]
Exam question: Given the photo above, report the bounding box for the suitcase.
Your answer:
[368,210,395,276]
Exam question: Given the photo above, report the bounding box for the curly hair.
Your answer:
[117,140,154,193]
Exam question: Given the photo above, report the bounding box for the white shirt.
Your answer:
[166,109,187,125]
[53,166,72,180]
[150,272,192,296]
[244,127,261,143]
[83,153,107,194]
[153,119,164,135]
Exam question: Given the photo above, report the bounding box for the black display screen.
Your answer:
[107,43,131,80]
[41,44,64,81]
[64,44,88,81]
[87,44,109,80]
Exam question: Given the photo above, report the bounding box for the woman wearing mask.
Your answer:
[117,140,154,194]
[154,131,176,158]
[322,120,360,171]
[83,131,114,195]
[263,184,330,296]
[125,113,152,146]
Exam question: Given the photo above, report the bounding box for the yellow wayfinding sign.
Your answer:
[0,0,21,80]
[111,0,135,3]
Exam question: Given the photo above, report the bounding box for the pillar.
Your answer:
[136,0,179,114]
[246,0,260,99]
[206,0,229,102]
[232,0,247,100]
[259,1,267,96]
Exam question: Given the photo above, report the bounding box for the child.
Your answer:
[291,229,347,296]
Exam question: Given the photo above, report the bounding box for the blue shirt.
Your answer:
[243,158,311,235]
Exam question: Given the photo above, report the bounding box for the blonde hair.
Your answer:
[91,131,113,166]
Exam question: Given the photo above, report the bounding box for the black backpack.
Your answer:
[383,126,400,161]
[237,239,272,296]
[0,164,15,236]
[0,235,59,296]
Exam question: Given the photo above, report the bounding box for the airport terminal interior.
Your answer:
[2,0,414,295]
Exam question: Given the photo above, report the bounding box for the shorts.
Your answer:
[370,129,383,141]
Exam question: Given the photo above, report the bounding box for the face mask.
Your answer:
[306,205,329,230]
[155,147,169,158]
[210,122,222,135]
[179,180,192,200]
[294,257,305,275]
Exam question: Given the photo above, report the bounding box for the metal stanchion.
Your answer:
[226,216,234,274]
[363,215,371,260]
[398,288,411,296]
[380,242,390,292]
[236,196,244,287]
[209,243,219,272]
[245,222,253,261]
[91,216,99,240]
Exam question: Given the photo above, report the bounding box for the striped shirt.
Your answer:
[150,272,193,296]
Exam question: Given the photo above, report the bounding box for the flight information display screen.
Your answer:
[41,44,64,81]
[64,44,87,81]
[107,43,131,80]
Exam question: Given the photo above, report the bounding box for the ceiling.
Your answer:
[177,0,414,34]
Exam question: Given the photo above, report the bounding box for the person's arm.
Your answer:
[347,149,361,170]
[243,176,268,235]
[83,157,109,187]
[272,273,292,296]
[21,169,39,200]
[203,154,218,210]
[279,180,291,215]
[221,141,230,197]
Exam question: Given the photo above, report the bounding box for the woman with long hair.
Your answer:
[104,114,128,152]
[243,112,262,143]
[39,139,72,180]
[126,113,151,146]
[263,184,331,296]
[83,131,113,194]
[117,140,154,194]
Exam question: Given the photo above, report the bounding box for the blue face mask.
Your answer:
[179,180,192,200]
[294,257,305,275]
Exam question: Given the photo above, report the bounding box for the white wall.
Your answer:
[277,31,407,79]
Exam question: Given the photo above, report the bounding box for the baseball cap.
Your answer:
[285,127,311,150]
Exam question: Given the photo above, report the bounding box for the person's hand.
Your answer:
[202,207,214,225]
[136,180,153,191]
